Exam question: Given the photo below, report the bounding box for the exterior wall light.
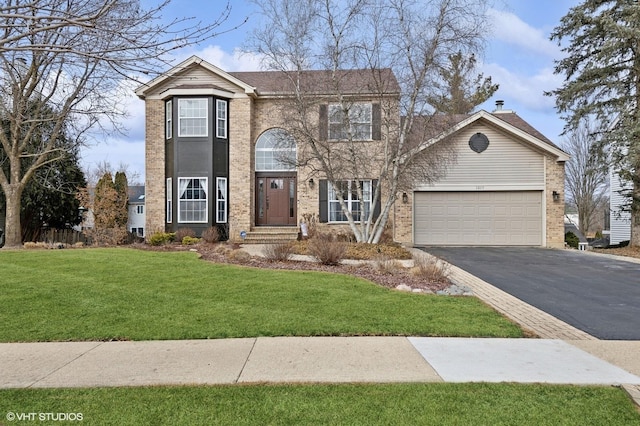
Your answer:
[402,192,409,204]
[308,178,315,189]
[552,191,560,202]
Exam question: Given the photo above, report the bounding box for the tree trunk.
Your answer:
[2,184,24,249]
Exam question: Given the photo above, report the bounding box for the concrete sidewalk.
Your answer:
[1,337,639,389]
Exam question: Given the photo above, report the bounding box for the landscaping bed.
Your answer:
[144,241,454,294]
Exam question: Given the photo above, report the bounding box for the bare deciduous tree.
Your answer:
[249,0,490,243]
[563,120,608,236]
[0,0,240,248]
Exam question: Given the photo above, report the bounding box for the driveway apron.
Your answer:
[421,247,640,340]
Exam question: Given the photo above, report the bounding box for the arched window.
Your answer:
[255,128,296,171]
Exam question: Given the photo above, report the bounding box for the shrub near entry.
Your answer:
[175,228,196,242]
[202,227,220,243]
[262,242,296,262]
[308,233,346,265]
[148,232,176,246]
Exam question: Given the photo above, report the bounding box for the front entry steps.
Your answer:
[242,226,299,244]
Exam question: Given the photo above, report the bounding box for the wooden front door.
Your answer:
[256,176,297,225]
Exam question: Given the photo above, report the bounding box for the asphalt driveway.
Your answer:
[421,247,640,340]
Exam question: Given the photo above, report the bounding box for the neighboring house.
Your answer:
[610,168,631,245]
[135,56,568,248]
[128,185,145,237]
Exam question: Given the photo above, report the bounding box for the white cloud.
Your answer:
[198,45,264,71]
[481,61,562,112]
[80,137,145,184]
[488,9,562,59]
[173,44,265,71]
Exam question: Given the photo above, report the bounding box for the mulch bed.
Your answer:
[137,243,450,293]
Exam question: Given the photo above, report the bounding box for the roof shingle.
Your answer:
[229,68,400,96]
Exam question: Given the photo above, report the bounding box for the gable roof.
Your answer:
[128,185,145,204]
[404,110,569,163]
[135,56,257,99]
[490,112,558,149]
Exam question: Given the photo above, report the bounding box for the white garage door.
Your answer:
[414,191,542,246]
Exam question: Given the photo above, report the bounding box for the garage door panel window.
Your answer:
[178,178,208,223]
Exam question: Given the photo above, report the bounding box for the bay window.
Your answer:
[166,178,172,223]
[165,100,172,139]
[216,99,227,139]
[216,177,227,223]
[178,98,208,137]
[178,177,208,223]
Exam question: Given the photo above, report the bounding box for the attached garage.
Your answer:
[401,108,569,248]
[414,191,543,246]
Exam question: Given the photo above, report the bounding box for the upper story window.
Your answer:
[255,128,296,171]
[329,103,372,140]
[165,100,172,139]
[136,205,144,215]
[178,98,208,137]
[216,99,227,139]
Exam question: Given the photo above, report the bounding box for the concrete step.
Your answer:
[242,227,299,244]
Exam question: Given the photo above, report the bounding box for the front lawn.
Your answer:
[0,248,522,342]
[1,383,638,425]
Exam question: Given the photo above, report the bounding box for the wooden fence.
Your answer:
[39,229,89,246]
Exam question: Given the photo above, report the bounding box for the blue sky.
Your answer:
[80,0,581,181]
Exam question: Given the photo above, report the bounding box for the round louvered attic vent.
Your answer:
[469,132,489,153]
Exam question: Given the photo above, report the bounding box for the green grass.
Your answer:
[0,248,522,342]
[1,383,638,425]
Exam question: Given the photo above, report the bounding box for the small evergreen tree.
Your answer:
[78,172,128,245]
[94,173,116,230]
[20,152,87,242]
[427,51,499,115]
[113,171,129,228]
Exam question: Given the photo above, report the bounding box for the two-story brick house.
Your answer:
[135,56,569,248]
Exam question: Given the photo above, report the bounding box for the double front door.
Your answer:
[256,176,297,226]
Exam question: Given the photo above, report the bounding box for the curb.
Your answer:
[622,384,640,411]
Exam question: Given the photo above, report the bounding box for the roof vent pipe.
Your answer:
[495,100,504,111]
